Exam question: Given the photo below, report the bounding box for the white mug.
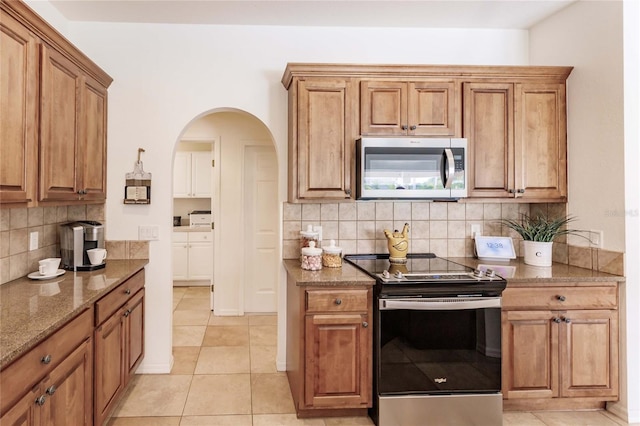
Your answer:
[39,258,61,276]
[87,248,107,265]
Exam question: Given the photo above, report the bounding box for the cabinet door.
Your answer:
[173,152,192,197]
[514,83,567,201]
[408,81,457,136]
[187,242,213,280]
[0,10,38,205]
[360,81,407,135]
[172,242,189,280]
[78,75,107,201]
[304,313,370,408]
[42,338,92,426]
[295,79,353,200]
[94,309,126,426]
[463,82,515,198]
[190,152,212,198]
[502,310,559,399]
[560,310,618,398]
[0,384,40,426]
[125,289,145,381]
[39,44,83,201]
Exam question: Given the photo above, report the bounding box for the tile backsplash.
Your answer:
[1,205,149,285]
[282,201,625,276]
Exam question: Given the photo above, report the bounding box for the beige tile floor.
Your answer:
[107,286,632,426]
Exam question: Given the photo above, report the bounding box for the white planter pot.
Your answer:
[523,241,553,267]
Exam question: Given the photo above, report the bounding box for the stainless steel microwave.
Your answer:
[356,137,468,200]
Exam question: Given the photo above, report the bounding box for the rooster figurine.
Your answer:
[384,223,409,263]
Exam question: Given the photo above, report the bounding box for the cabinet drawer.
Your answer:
[173,232,188,243]
[0,307,93,413]
[189,232,212,242]
[95,269,145,326]
[306,289,369,313]
[502,285,617,310]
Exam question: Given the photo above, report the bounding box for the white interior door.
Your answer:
[243,146,278,312]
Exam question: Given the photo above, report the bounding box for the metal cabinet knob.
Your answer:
[125,289,131,295]
[409,125,417,130]
[335,299,342,305]
[46,385,57,396]
[556,295,566,301]
[401,125,408,130]
[41,354,52,365]
[124,309,131,317]
[563,317,571,323]
[553,317,562,323]
[362,321,369,328]
[508,189,515,194]
[517,189,525,194]
[35,395,46,406]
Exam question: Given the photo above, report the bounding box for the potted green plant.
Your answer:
[498,213,580,267]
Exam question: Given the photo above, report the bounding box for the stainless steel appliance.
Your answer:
[344,253,506,426]
[59,221,105,271]
[356,138,467,200]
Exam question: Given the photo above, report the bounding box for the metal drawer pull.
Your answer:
[35,395,46,406]
[124,309,131,317]
[362,321,369,328]
[41,354,52,365]
[335,298,342,305]
[556,295,566,301]
[46,385,57,396]
[125,289,131,295]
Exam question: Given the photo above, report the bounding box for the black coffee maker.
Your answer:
[59,221,105,271]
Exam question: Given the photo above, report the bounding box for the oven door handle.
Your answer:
[379,297,501,311]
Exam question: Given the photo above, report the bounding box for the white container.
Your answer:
[300,224,319,250]
[322,240,342,268]
[301,241,322,271]
[523,241,553,267]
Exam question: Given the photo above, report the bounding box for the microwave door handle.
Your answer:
[442,148,455,189]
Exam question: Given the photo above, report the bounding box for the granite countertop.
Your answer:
[172,226,212,232]
[447,257,625,285]
[0,259,148,368]
[283,260,375,287]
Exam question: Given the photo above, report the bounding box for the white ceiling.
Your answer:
[48,0,578,29]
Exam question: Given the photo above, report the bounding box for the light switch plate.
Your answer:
[138,225,159,240]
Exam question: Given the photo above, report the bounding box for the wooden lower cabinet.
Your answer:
[0,309,93,426]
[94,285,145,426]
[287,284,372,417]
[501,283,619,410]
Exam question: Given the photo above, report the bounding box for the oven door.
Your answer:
[377,296,502,395]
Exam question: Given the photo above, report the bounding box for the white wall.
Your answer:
[530,0,638,422]
[530,1,625,252]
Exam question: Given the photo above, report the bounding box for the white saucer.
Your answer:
[28,269,66,280]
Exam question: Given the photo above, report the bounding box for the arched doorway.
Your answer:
[173,109,279,315]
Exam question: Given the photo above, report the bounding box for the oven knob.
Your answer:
[394,271,404,279]
[382,270,390,279]
[472,269,485,278]
[486,268,496,278]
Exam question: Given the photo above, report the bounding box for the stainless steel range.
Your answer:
[344,253,507,426]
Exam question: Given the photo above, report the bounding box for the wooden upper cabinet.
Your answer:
[464,82,515,198]
[39,44,108,202]
[0,10,38,205]
[515,83,567,201]
[291,78,354,201]
[361,80,457,136]
[1,0,112,206]
[465,81,568,201]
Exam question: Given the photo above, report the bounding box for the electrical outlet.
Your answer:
[471,224,482,239]
[590,230,603,248]
[29,231,38,251]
